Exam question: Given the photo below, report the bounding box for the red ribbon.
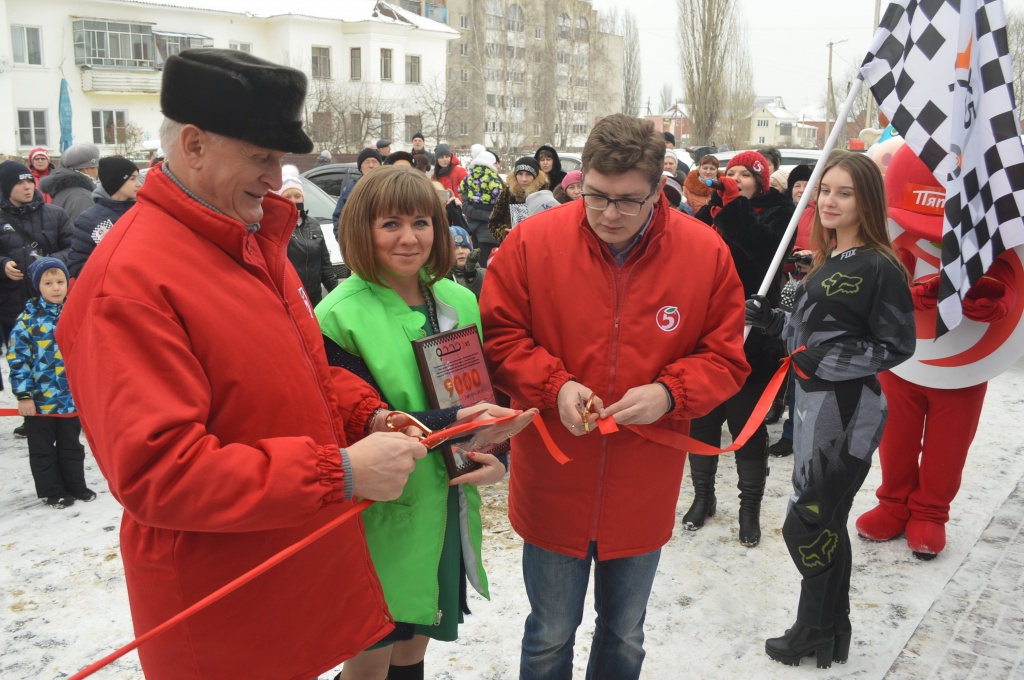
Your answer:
[68,415,566,678]
[0,409,78,418]
[596,354,795,456]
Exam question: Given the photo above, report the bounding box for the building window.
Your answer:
[460,43,468,57]
[460,15,470,29]
[153,32,213,64]
[506,4,525,32]
[535,27,543,40]
[381,113,394,140]
[73,19,156,68]
[461,69,469,82]
[405,55,421,84]
[92,109,128,145]
[459,122,469,136]
[460,95,469,108]
[350,48,361,80]
[11,26,42,65]
[533,123,541,137]
[405,115,422,142]
[311,46,331,79]
[17,109,48,146]
[558,14,570,39]
[533,100,541,112]
[757,119,769,128]
[350,113,362,135]
[229,41,251,53]
[380,48,393,81]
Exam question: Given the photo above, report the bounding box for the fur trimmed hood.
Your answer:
[38,166,96,196]
[684,169,713,199]
[504,170,550,201]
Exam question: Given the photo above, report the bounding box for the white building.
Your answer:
[0,0,456,159]
[747,96,817,149]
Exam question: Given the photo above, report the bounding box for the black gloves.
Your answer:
[745,295,785,336]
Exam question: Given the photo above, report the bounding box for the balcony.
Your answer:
[81,67,161,94]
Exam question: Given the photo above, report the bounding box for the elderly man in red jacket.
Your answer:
[482,114,749,680]
[56,49,425,680]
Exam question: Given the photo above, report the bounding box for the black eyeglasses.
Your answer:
[580,185,658,217]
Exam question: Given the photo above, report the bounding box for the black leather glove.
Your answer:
[745,295,785,336]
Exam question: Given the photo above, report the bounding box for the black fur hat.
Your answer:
[161,48,313,153]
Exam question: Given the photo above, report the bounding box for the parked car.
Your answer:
[712,148,823,173]
[300,176,348,279]
[302,162,360,199]
[559,152,582,172]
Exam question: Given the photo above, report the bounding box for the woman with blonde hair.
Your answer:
[747,151,916,668]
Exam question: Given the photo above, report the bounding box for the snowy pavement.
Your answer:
[1,358,1023,679]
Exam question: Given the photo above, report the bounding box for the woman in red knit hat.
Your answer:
[28,147,54,202]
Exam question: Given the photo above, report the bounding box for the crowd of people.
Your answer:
[9,45,1007,680]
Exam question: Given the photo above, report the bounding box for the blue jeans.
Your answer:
[520,541,661,680]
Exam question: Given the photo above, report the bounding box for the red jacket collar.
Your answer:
[138,164,298,265]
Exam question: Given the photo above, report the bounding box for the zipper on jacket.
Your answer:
[588,255,640,541]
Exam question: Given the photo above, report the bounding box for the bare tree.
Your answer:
[620,12,642,118]
[1007,9,1024,116]
[114,122,147,159]
[677,0,747,143]
[304,77,397,153]
[412,72,457,143]
[659,83,674,113]
[716,39,754,150]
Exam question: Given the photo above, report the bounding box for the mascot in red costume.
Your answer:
[856,144,1024,560]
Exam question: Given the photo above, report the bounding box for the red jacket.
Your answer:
[481,198,749,559]
[433,160,468,202]
[56,166,391,679]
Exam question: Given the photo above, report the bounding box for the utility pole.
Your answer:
[863,0,883,129]
[825,39,848,147]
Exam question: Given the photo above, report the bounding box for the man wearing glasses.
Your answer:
[481,114,749,679]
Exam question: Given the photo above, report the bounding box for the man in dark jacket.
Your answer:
[331,147,382,235]
[38,143,101,221]
[67,156,141,277]
[0,161,73,339]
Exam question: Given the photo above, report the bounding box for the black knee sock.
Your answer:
[386,661,424,680]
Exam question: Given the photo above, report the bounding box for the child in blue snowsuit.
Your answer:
[7,257,95,508]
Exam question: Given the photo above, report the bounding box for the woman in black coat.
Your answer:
[534,144,565,195]
[279,174,338,306]
[687,151,794,547]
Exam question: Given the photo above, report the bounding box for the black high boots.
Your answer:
[765,622,836,668]
[736,457,768,547]
[682,453,718,530]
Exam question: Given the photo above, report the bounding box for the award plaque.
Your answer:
[412,324,508,479]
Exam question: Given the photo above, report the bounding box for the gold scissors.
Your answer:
[576,394,596,433]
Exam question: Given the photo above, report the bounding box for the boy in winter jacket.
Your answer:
[7,257,95,509]
[67,156,141,277]
[459,146,505,264]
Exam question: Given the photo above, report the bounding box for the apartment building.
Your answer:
[0,0,456,159]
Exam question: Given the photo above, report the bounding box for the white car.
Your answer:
[713,148,822,173]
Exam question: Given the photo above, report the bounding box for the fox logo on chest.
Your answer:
[821,273,863,296]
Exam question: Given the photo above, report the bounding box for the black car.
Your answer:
[301,162,360,199]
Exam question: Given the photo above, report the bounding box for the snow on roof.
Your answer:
[764,106,798,120]
[118,0,458,35]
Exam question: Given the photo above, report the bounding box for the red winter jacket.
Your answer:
[56,166,392,680]
[433,160,469,202]
[481,198,749,559]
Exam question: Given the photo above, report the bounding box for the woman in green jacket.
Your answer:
[317,165,534,680]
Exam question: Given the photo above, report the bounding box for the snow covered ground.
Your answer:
[2,358,1022,680]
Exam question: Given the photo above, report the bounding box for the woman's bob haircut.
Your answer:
[337,165,454,287]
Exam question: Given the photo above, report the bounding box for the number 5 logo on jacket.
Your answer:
[656,306,681,332]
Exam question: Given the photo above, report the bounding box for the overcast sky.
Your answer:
[588,0,1024,117]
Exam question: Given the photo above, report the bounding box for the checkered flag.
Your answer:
[860,0,1024,333]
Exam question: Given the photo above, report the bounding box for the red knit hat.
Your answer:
[884,144,943,242]
[28,147,50,163]
[726,151,771,194]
